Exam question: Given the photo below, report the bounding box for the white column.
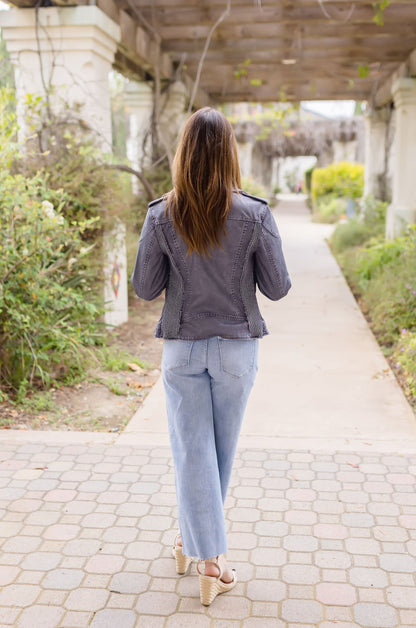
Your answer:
[103,220,128,328]
[125,81,154,194]
[333,140,358,164]
[271,157,280,194]
[1,6,129,326]
[364,106,388,199]
[159,80,188,150]
[386,78,416,238]
[237,142,253,179]
[0,6,120,149]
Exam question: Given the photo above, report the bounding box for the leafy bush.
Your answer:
[304,165,315,193]
[356,233,416,345]
[314,194,347,223]
[0,173,103,394]
[336,226,416,346]
[311,161,364,202]
[21,95,132,234]
[331,193,415,404]
[0,86,136,397]
[360,195,388,232]
[331,219,373,251]
[331,197,388,253]
[352,239,403,290]
[393,330,416,397]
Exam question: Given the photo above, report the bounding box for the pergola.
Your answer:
[6,0,416,106]
[117,0,416,105]
[1,0,416,326]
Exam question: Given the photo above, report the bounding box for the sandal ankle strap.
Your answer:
[197,556,221,577]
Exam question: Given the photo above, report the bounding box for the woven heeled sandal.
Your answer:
[172,533,193,575]
[197,556,237,606]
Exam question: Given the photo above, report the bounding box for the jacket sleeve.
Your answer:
[254,205,291,301]
[130,208,169,301]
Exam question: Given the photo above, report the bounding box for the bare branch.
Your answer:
[124,0,161,45]
[187,0,231,113]
[1,252,36,285]
[317,0,355,22]
[96,163,155,200]
[153,49,174,172]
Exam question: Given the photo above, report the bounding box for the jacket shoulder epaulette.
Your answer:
[239,189,269,205]
[148,196,166,208]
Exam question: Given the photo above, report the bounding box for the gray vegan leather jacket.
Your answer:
[131,190,291,339]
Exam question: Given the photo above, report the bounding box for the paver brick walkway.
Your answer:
[1,439,416,627]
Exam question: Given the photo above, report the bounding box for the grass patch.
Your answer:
[19,391,57,414]
[97,347,149,372]
[104,378,129,397]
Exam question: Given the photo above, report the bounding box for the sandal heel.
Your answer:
[199,574,221,606]
[198,558,237,606]
[172,546,192,575]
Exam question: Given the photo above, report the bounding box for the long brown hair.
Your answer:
[165,107,241,256]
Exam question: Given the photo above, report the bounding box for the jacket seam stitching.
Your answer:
[262,231,284,294]
[230,222,249,306]
[139,230,156,297]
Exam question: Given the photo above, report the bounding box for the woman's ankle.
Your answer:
[204,555,233,583]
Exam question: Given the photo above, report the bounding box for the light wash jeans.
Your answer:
[162,336,259,560]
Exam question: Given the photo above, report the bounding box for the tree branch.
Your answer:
[96,163,155,200]
[317,0,355,22]
[1,252,37,286]
[187,0,232,113]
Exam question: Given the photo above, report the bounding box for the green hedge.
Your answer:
[304,165,315,194]
[311,161,364,202]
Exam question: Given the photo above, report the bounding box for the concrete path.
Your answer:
[121,195,416,451]
[1,195,416,628]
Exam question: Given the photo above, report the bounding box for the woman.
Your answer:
[131,107,291,606]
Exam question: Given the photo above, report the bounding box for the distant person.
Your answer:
[131,108,291,606]
[295,179,303,194]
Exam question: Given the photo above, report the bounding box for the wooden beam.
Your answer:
[197,73,386,89]
[142,0,415,31]
[163,35,416,54]
[96,0,120,23]
[205,74,376,90]
[177,48,407,65]
[212,85,373,102]
[115,9,173,79]
[185,59,398,74]
[139,3,415,27]
[375,48,416,107]
[158,21,416,42]
[130,0,415,7]
[113,50,148,82]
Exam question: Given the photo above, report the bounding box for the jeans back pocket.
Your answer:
[218,338,258,378]
[162,339,194,371]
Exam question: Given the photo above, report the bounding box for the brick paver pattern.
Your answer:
[0,442,415,627]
